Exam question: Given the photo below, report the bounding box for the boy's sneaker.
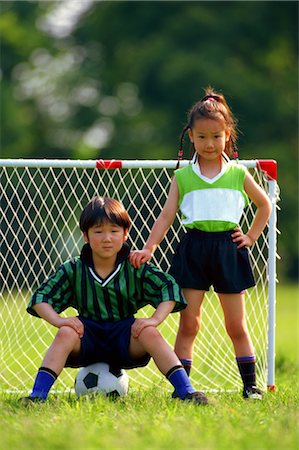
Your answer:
[243,386,263,400]
[182,391,208,405]
[19,396,44,405]
[172,389,179,399]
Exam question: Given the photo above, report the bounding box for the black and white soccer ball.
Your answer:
[74,362,129,397]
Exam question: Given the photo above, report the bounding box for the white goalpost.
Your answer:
[0,158,279,394]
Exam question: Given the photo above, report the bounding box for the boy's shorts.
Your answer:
[65,316,151,369]
[169,229,256,294]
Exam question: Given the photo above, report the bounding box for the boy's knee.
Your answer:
[138,326,160,341]
[56,326,79,343]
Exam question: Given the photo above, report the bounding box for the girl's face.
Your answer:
[188,118,230,161]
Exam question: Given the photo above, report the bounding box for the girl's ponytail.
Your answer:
[176,125,189,169]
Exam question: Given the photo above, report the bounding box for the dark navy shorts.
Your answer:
[65,317,151,369]
[169,229,256,294]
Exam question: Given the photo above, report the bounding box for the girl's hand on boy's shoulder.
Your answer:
[57,316,84,337]
[131,317,159,338]
[231,227,254,249]
[129,249,152,268]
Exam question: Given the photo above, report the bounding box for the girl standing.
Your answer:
[130,87,272,399]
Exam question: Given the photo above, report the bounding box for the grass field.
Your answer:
[0,283,298,450]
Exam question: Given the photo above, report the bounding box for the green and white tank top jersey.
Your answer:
[174,157,249,232]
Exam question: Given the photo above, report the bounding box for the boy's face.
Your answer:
[83,220,128,262]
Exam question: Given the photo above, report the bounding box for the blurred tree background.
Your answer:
[0,0,298,280]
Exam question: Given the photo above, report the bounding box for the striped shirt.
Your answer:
[27,244,186,322]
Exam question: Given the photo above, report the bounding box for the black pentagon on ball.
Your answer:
[83,372,98,389]
[108,366,122,378]
[106,390,120,399]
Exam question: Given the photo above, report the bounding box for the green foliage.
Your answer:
[0,1,298,278]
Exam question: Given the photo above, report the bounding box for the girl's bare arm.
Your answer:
[232,171,272,248]
[130,177,179,267]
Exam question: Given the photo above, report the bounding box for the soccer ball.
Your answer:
[74,362,129,397]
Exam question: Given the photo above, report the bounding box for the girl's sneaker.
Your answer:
[243,386,263,400]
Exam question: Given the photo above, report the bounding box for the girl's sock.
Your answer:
[180,358,192,377]
[30,366,58,400]
[166,365,196,399]
[236,355,256,388]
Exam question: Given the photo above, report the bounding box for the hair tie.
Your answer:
[205,97,217,102]
[233,150,239,161]
[177,149,183,160]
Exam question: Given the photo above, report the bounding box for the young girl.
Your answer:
[130,87,272,399]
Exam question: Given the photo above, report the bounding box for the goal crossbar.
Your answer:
[0,158,277,173]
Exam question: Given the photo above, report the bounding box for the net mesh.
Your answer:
[0,161,277,393]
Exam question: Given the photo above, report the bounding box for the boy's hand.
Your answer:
[131,317,159,338]
[129,249,152,268]
[231,227,254,248]
[56,316,84,338]
[33,303,84,337]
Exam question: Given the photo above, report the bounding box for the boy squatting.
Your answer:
[20,197,208,406]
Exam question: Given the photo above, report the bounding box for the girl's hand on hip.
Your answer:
[231,227,254,248]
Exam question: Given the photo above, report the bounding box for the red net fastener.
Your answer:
[96,160,123,169]
[257,160,277,181]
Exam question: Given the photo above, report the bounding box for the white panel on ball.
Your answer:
[75,362,129,397]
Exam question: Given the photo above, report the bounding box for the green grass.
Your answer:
[0,377,298,450]
[0,283,298,450]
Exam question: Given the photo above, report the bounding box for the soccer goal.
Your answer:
[0,158,279,394]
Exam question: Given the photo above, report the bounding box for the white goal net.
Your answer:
[0,159,278,393]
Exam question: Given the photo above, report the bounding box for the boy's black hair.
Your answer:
[79,197,131,234]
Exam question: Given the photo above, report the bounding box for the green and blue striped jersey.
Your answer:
[27,244,186,322]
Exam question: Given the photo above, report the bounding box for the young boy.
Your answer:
[20,197,208,405]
